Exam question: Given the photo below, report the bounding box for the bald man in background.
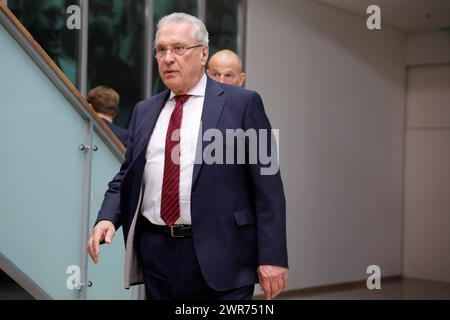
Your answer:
[207,49,246,87]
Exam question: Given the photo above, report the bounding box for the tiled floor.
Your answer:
[272,278,450,300]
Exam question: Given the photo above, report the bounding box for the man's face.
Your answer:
[155,22,209,94]
[207,54,245,87]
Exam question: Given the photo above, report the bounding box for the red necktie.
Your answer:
[160,94,190,227]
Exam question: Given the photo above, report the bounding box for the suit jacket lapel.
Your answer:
[192,78,225,185]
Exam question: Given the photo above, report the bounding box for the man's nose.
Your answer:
[163,50,175,64]
[220,75,225,83]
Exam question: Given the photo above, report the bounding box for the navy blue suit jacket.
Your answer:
[102,119,129,148]
[96,77,288,291]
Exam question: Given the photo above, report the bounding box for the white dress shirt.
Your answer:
[141,73,207,225]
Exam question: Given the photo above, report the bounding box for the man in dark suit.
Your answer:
[87,85,129,147]
[87,12,288,300]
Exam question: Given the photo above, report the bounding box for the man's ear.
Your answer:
[201,46,209,66]
[239,73,246,87]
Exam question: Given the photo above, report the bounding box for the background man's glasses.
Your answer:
[153,44,204,58]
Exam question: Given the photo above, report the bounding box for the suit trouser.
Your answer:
[137,219,255,300]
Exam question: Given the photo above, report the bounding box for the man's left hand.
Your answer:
[257,265,288,300]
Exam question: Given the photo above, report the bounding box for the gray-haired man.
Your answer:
[87,12,288,300]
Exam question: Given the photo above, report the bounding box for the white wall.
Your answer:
[246,0,406,290]
[407,31,450,66]
[403,52,450,281]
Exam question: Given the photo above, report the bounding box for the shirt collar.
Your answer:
[169,72,207,101]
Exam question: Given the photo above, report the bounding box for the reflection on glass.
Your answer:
[88,0,146,128]
[152,0,197,95]
[206,0,239,57]
[8,0,243,128]
[8,0,79,85]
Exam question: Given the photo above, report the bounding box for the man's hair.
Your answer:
[155,12,209,45]
[86,86,120,118]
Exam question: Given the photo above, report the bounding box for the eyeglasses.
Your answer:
[153,44,204,58]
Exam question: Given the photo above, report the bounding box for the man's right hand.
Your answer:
[87,220,116,264]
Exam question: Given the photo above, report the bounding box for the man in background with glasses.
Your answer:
[88,12,288,300]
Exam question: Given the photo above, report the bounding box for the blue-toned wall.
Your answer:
[0,19,131,299]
